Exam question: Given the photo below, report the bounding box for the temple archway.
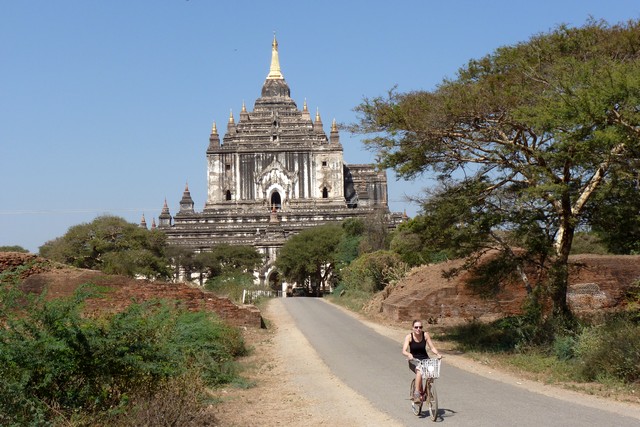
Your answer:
[270,191,282,210]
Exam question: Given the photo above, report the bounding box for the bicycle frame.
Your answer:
[410,358,440,420]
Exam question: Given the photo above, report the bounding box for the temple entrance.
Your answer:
[270,191,282,210]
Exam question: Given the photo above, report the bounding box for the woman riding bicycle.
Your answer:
[402,319,442,402]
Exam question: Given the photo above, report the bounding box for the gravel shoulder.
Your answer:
[212,298,640,426]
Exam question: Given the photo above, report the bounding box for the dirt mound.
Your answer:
[0,252,262,328]
[378,254,640,326]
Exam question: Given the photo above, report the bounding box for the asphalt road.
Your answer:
[282,297,640,427]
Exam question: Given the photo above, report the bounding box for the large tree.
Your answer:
[39,215,170,279]
[196,244,263,287]
[351,20,640,320]
[275,224,343,294]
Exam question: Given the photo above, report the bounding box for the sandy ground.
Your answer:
[212,298,640,426]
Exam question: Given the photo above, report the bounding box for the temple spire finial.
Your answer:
[267,32,283,80]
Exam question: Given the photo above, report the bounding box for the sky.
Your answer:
[2,1,639,253]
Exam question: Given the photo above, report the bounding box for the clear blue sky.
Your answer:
[2,1,639,253]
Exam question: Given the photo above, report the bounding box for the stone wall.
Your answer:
[380,254,640,326]
[1,252,263,328]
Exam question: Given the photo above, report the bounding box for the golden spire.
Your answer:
[315,108,322,123]
[211,121,218,134]
[303,98,308,112]
[228,109,235,124]
[331,118,337,132]
[241,100,247,113]
[267,33,283,80]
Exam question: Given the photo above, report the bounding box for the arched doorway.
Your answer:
[270,191,282,210]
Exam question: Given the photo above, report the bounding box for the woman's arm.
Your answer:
[402,334,413,359]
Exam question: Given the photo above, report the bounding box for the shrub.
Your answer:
[575,317,640,383]
[341,250,406,293]
[0,286,245,424]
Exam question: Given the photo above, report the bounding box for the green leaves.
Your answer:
[0,289,246,424]
[38,215,170,279]
[276,224,343,291]
[351,19,640,317]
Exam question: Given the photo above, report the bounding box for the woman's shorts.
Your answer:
[408,357,429,373]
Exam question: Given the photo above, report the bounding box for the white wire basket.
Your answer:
[419,358,441,379]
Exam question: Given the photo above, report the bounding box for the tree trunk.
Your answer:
[550,218,574,321]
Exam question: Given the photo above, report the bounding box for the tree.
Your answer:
[197,244,262,287]
[275,224,343,294]
[0,245,29,253]
[351,20,640,321]
[39,215,170,279]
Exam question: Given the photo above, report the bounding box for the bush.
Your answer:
[341,250,407,293]
[575,317,640,383]
[0,286,246,425]
[205,271,257,303]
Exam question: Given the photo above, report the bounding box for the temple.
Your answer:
[156,36,402,290]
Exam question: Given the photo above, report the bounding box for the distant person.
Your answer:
[402,319,442,402]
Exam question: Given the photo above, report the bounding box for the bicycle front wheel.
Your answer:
[410,379,422,416]
[427,380,438,421]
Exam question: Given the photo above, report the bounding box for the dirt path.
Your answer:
[212,298,640,426]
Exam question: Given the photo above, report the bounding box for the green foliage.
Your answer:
[195,244,262,282]
[575,316,640,383]
[276,224,343,291]
[38,215,170,279]
[340,250,406,293]
[464,254,521,298]
[205,270,257,303]
[553,334,578,361]
[0,246,29,253]
[570,232,609,255]
[342,218,365,237]
[351,19,640,319]
[0,287,245,425]
[357,210,392,254]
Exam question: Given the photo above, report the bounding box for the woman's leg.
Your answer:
[415,370,423,394]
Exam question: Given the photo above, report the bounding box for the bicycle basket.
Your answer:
[420,358,441,379]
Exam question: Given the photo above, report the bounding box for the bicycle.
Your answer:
[409,358,440,420]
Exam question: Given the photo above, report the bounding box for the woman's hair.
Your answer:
[412,319,422,326]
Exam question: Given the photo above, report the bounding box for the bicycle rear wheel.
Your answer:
[410,379,422,416]
[426,380,438,421]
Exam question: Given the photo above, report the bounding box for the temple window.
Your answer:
[225,190,232,201]
[322,187,329,198]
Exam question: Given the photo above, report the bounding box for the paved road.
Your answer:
[282,297,640,426]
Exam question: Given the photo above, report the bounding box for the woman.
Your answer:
[402,319,442,402]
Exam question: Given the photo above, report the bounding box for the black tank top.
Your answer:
[409,332,429,360]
